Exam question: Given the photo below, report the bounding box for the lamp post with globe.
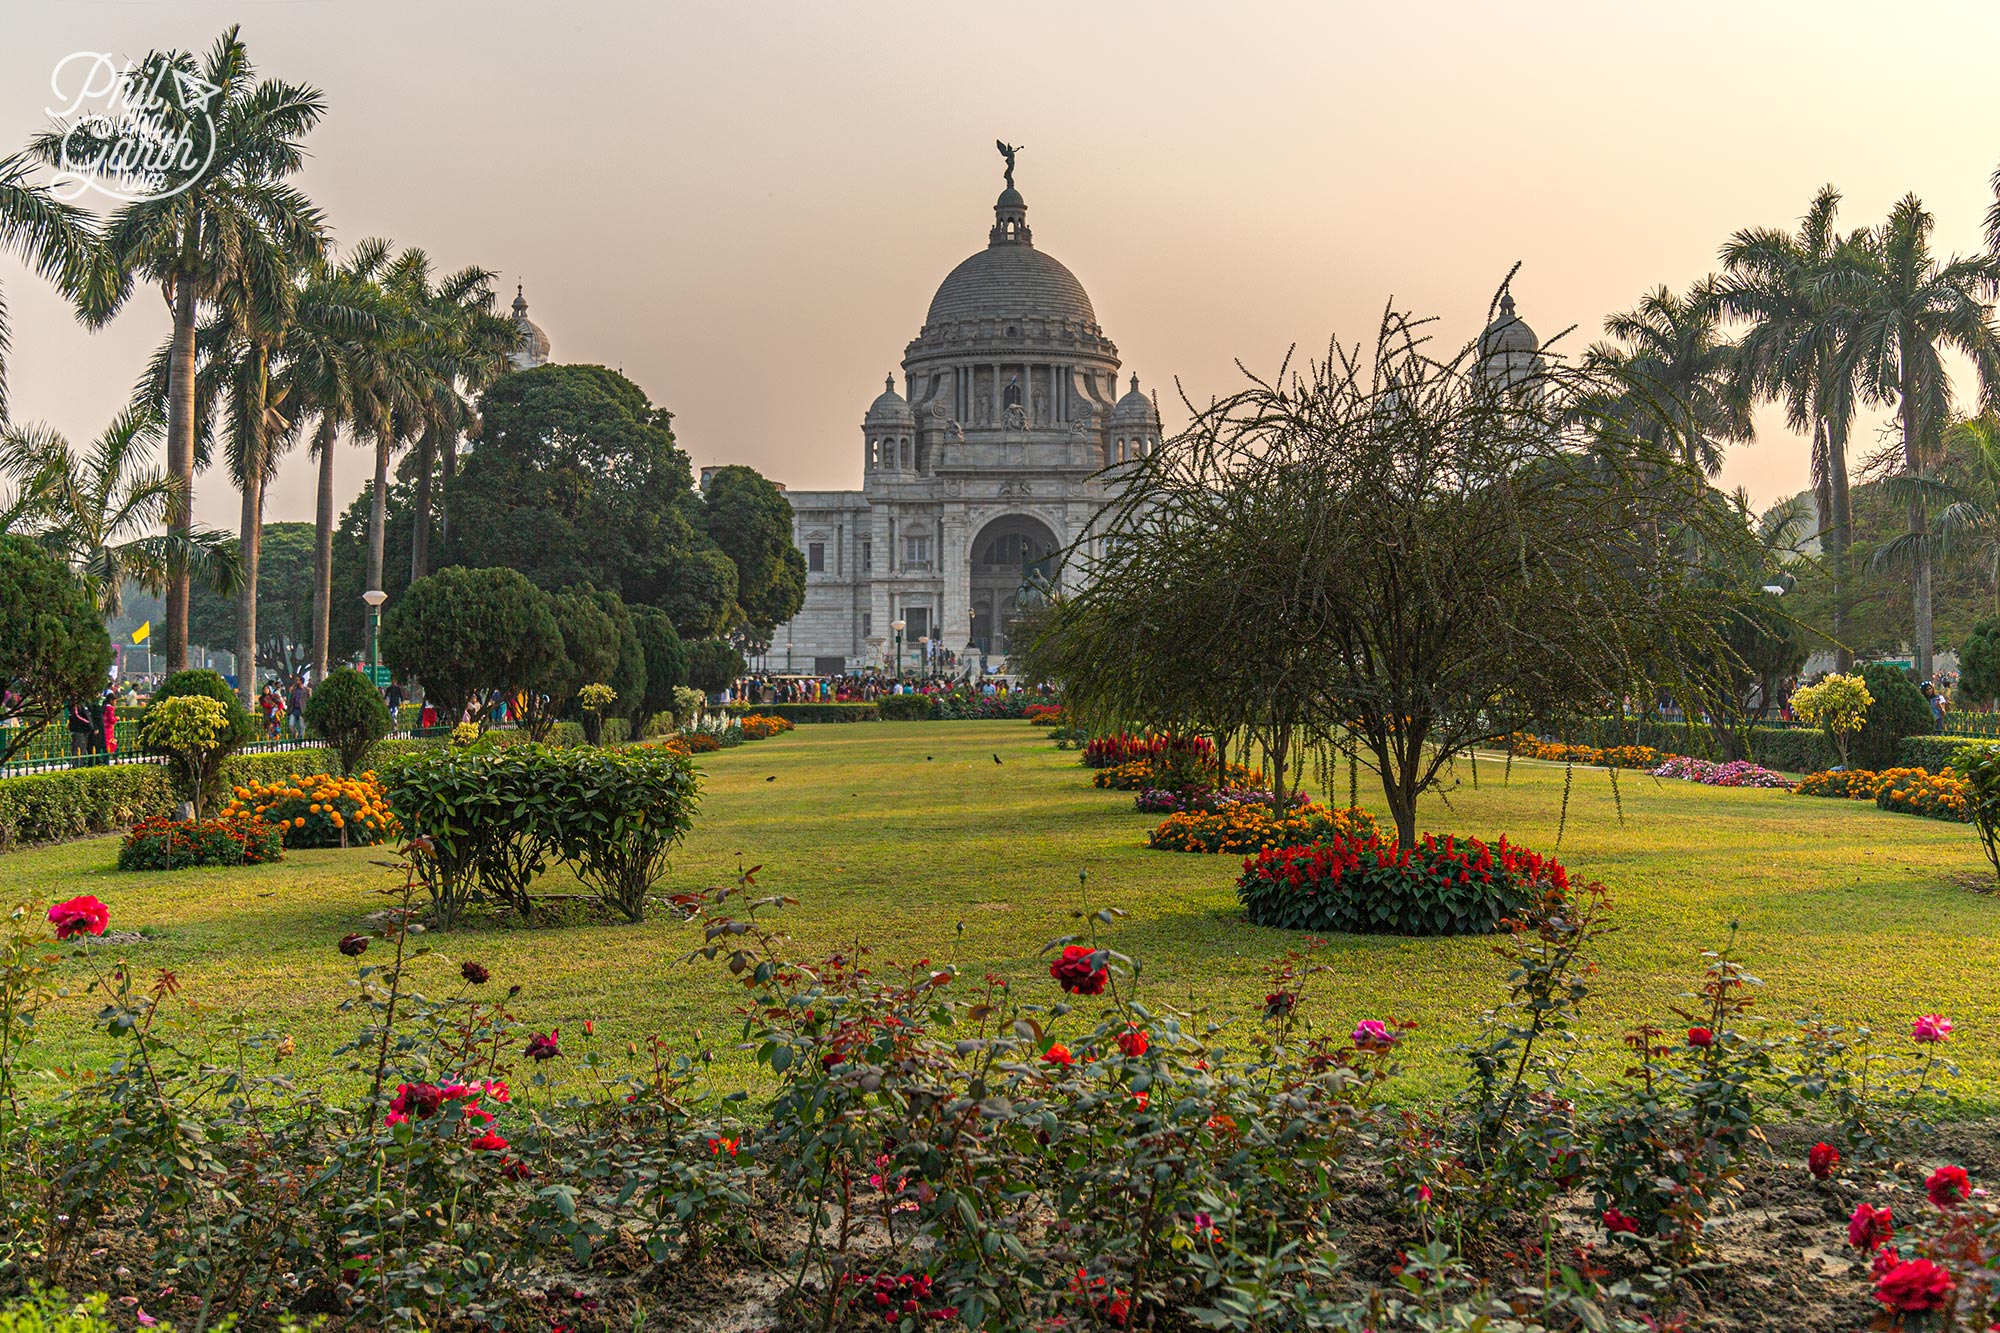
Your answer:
[891,618,906,678]
[362,589,388,683]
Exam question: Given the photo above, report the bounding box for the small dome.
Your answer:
[1477,292,1538,358]
[1111,373,1159,424]
[507,283,551,370]
[866,374,914,422]
[996,186,1025,210]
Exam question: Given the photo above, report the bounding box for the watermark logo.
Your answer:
[46,53,220,202]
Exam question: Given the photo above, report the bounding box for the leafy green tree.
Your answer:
[656,546,738,640]
[445,365,730,632]
[699,464,806,647]
[1853,661,1937,770]
[379,565,561,727]
[0,536,111,762]
[0,405,237,615]
[1849,196,2000,678]
[189,522,313,676]
[686,638,746,697]
[147,667,258,811]
[40,27,327,673]
[630,607,689,738]
[1957,616,2000,708]
[538,590,621,737]
[304,665,391,773]
[582,587,645,725]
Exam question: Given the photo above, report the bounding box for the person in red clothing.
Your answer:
[419,701,438,730]
[100,689,117,754]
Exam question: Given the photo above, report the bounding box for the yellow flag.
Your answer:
[131,621,150,644]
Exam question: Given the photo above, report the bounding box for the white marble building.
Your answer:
[763,164,1164,674]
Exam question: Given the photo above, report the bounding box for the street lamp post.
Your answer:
[362,589,388,682]
[891,618,906,678]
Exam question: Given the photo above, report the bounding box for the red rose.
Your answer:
[1602,1208,1639,1235]
[469,1131,509,1152]
[525,1030,561,1062]
[337,933,369,957]
[1049,945,1108,996]
[1116,1027,1149,1057]
[1927,1164,1970,1209]
[1808,1141,1840,1181]
[1847,1202,1894,1250]
[1873,1257,1953,1314]
[49,896,109,940]
[1042,1043,1075,1068]
[1686,1027,1713,1048]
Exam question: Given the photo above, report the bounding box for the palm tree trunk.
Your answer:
[1903,369,1933,678]
[310,414,337,684]
[368,435,389,592]
[439,433,459,548]
[164,273,198,673]
[237,462,263,707]
[1826,414,1855,673]
[409,420,436,582]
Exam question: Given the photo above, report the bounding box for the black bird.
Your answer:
[926,755,933,761]
[766,775,777,782]
[993,754,1002,765]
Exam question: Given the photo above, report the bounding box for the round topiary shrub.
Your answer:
[1958,617,2000,709]
[1853,662,1936,772]
[305,667,393,774]
[141,670,258,814]
[1236,832,1568,935]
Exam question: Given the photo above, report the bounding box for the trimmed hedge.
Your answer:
[876,695,936,721]
[725,702,879,723]
[0,749,341,850]
[1899,735,1972,773]
[1547,718,1837,774]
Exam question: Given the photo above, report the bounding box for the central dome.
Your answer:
[925,245,1097,329]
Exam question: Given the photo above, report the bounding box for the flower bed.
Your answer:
[1081,732,1213,770]
[1023,703,1064,726]
[1237,832,1568,935]
[116,814,286,870]
[1148,802,1379,855]
[736,714,796,741]
[1506,734,1662,769]
[1135,787,1309,815]
[1648,756,1793,789]
[1793,767,1971,821]
[221,770,399,848]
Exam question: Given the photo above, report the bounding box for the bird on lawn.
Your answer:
[993,754,1002,765]
[766,775,777,782]
[926,755,933,761]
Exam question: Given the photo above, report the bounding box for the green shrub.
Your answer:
[0,764,173,849]
[380,744,572,926]
[116,813,286,871]
[304,667,393,774]
[1743,726,1839,774]
[1959,616,2000,708]
[723,702,878,723]
[0,536,113,765]
[876,694,936,721]
[1236,833,1568,935]
[0,1290,122,1332]
[145,670,258,812]
[1853,662,1936,771]
[686,638,746,696]
[544,746,700,923]
[1898,734,1967,773]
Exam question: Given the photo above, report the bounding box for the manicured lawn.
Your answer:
[8,720,1998,1105]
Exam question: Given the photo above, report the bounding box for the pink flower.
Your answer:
[49,895,109,940]
[1913,1014,1953,1044]
[525,1030,561,1062]
[1352,1019,1397,1050]
[1847,1202,1894,1250]
[1927,1164,1970,1209]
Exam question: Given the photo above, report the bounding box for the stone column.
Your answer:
[941,506,971,655]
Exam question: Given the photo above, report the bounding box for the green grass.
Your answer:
[9,720,1998,1105]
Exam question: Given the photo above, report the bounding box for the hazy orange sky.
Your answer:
[5,0,2000,531]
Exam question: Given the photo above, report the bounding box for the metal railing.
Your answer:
[0,724,480,780]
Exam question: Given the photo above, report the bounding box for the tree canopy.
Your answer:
[0,535,111,762]
[190,521,314,676]
[699,464,806,648]
[379,565,562,726]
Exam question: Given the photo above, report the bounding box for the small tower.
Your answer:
[1109,373,1162,465]
[863,374,916,475]
[507,283,552,371]
[1475,291,1541,391]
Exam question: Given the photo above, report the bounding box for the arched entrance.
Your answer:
[968,514,1060,656]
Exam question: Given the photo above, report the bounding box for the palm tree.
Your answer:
[33,26,326,673]
[0,404,237,614]
[280,239,398,682]
[1881,413,2000,614]
[1717,186,1875,671]
[1848,195,2000,678]
[1588,277,1752,476]
[0,152,92,423]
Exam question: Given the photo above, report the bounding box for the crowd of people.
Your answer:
[724,672,1038,706]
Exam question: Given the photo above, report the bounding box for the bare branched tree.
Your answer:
[1030,287,1746,846]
